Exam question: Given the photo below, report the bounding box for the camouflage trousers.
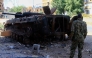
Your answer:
[69,41,84,58]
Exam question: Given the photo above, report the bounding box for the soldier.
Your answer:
[67,15,78,36]
[69,13,87,58]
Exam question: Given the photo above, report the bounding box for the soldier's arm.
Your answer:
[69,22,75,39]
[84,22,87,39]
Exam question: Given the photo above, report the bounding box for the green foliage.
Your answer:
[52,0,84,16]
[0,23,4,29]
[52,0,66,14]
[9,6,26,12]
[40,11,44,14]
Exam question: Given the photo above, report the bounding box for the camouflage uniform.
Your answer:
[69,18,87,58]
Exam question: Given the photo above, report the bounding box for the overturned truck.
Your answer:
[3,6,70,45]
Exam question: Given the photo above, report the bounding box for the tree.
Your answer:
[65,0,84,15]
[52,0,66,14]
[52,0,84,15]
[9,6,26,12]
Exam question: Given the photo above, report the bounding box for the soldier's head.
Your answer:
[72,16,78,21]
[77,13,83,20]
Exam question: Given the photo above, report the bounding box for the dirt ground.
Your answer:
[0,35,92,58]
[0,18,92,58]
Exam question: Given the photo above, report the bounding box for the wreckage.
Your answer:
[2,6,70,45]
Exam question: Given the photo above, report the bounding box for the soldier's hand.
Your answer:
[68,35,73,40]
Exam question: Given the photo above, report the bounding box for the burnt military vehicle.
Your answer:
[3,6,70,45]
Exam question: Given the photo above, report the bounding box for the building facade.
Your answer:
[84,0,92,14]
[26,6,43,13]
[0,0,4,12]
[42,0,52,7]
